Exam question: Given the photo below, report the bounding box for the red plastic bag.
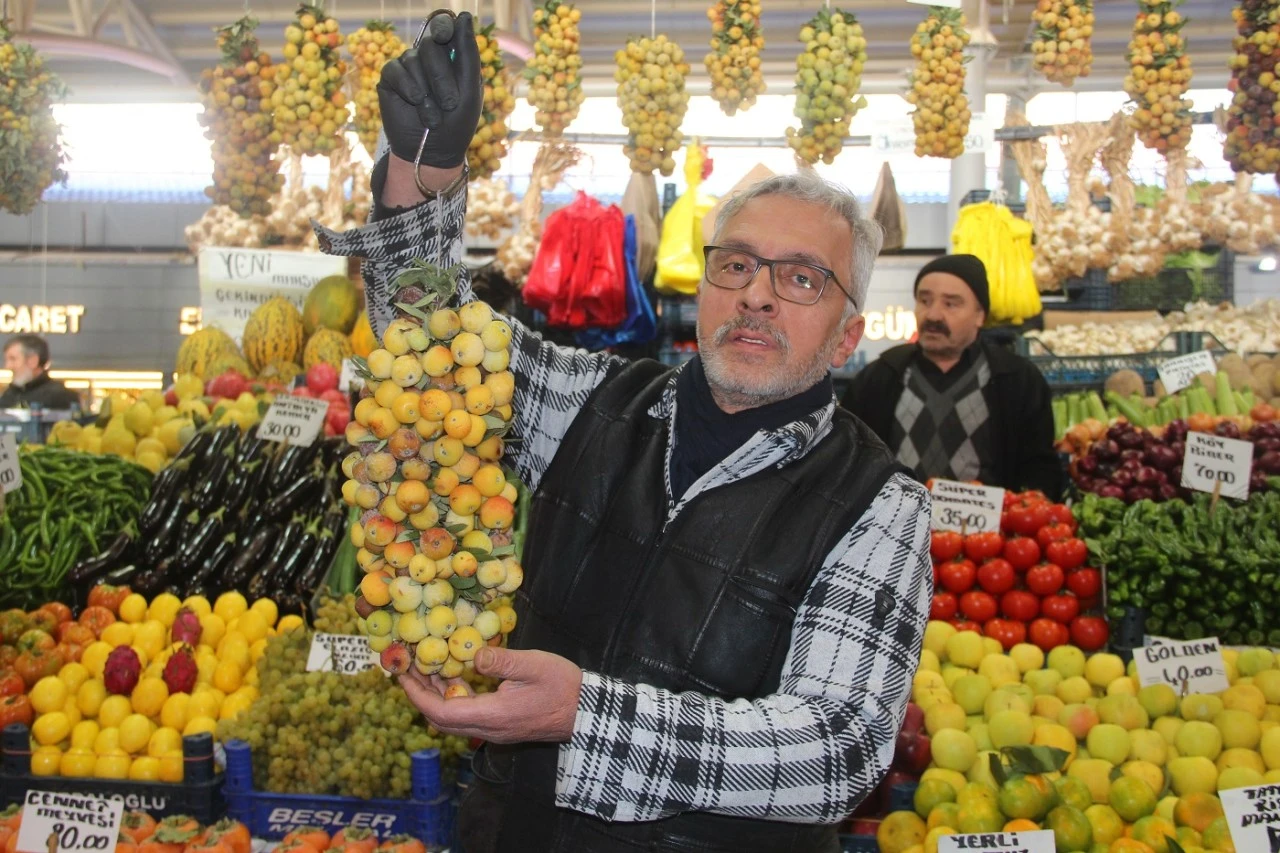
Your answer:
[578,204,626,328]
[523,203,572,317]
[524,192,627,330]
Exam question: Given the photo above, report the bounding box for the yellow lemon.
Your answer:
[97,695,132,729]
[57,662,90,694]
[217,632,250,670]
[60,747,97,778]
[159,749,184,782]
[148,726,183,758]
[146,593,182,626]
[133,620,167,659]
[128,756,162,781]
[118,593,147,624]
[92,727,120,755]
[118,713,154,755]
[219,692,254,721]
[213,591,248,623]
[249,598,278,628]
[30,745,61,776]
[276,614,305,634]
[30,676,69,714]
[76,679,107,718]
[249,639,268,665]
[61,696,82,728]
[81,641,112,677]
[183,715,217,737]
[100,621,134,648]
[160,692,190,731]
[130,677,169,718]
[198,613,226,649]
[236,610,268,644]
[187,691,220,720]
[181,595,212,618]
[212,660,242,694]
[32,711,71,746]
[94,751,130,779]
[70,720,100,750]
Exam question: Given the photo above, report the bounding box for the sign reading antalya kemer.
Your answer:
[197,248,345,342]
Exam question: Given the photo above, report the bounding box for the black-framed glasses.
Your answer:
[702,245,858,309]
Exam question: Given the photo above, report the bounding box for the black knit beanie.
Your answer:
[913,254,990,314]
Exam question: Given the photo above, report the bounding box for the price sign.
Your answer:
[938,829,1055,853]
[339,358,360,393]
[16,791,124,853]
[871,120,916,154]
[1181,431,1252,501]
[306,633,379,675]
[1220,784,1280,852]
[0,433,21,495]
[930,479,1005,535]
[1134,636,1230,696]
[257,396,327,447]
[1157,350,1217,395]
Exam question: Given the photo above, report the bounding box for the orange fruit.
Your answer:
[1200,816,1236,852]
[1045,805,1093,852]
[1173,792,1224,832]
[1129,816,1177,853]
[1002,819,1040,832]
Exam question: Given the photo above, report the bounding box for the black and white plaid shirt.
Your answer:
[315,177,932,825]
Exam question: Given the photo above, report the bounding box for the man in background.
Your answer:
[0,334,81,409]
[841,254,1060,497]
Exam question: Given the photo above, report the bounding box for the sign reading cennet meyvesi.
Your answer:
[872,113,993,155]
[197,248,345,343]
[1134,636,1230,695]
[930,479,1005,534]
[937,829,1055,853]
[1220,784,1280,853]
[15,790,124,853]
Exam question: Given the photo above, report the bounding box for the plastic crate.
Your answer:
[221,740,453,846]
[839,833,879,852]
[1055,248,1233,313]
[0,725,224,824]
[1018,331,1232,394]
[887,781,919,814]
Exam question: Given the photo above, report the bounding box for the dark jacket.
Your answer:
[840,339,1061,499]
[0,373,80,410]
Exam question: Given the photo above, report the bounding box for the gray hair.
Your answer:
[712,171,883,316]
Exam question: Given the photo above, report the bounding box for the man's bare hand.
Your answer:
[400,646,583,744]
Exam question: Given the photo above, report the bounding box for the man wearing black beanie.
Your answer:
[841,254,1060,498]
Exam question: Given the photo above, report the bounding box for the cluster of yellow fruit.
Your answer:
[704,0,766,116]
[1031,0,1095,86]
[48,388,199,473]
[615,35,691,176]
[197,17,285,219]
[1123,0,1194,152]
[343,265,523,683]
[1222,0,1280,175]
[525,0,585,137]
[347,21,405,159]
[0,22,67,215]
[273,3,349,157]
[27,592,290,781]
[880,619,1280,853]
[906,7,972,159]
[952,201,1040,326]
[784,8,868,166]
[468,24,518,180]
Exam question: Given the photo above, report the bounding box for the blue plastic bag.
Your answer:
[577,215,657,351]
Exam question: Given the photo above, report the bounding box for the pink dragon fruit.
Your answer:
[162,645,198,694]
[170,607,202,647]
[103,646,141,695]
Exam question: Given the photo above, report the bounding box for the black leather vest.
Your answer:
[461,360,902,853]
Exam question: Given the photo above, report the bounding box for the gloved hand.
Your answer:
[377,11,482,170]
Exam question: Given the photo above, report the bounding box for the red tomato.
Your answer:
[36,602,71,625]
[1036,522,1076,551]
[930,593,959,621]
[1065,567,1102,599]
[1028,617,1069,652]
[930,530,964,562]
[26,610,57,634]
[15,629,53,653]
[1040,592,1081,624]
[1070,616,1110,652]
[0,694,32,728]
[1046,504,1077,529]
[963,531,1005,563]
[1026,563,1066,596]
[959,590,998,623]
[1003,537,1042,572]
[950,619,982,633]
[1046,538,1088,571]
[1001,589,1040,622]
[983,618,1028,651]
[0,669,24,697]
[78,606,116,638]
[14,647,63,687]
[938,559,977,594]
[1006,501,1051,538]
[976,558,1016,595]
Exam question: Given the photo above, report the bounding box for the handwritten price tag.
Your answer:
[339,359,360,393]
[1134,636,1230,696]
[1181,431,1252,501]
[306,632,379,675]
[1157,350,1217,395]
[1220,784,1280,853]
[16,791,124,853]
[938,829,1055,853]
[0,433,21,495]
[930,479,1005,535]
[257,396,327,447]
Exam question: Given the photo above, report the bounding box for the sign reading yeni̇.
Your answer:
[197,248,345,342]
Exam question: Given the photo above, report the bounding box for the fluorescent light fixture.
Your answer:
[1257,254,1277,273]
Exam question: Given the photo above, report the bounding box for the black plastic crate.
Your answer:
[1055,248,1234,313]
[0,725,224,824]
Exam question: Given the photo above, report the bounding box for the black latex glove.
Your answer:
[377,11,482,169]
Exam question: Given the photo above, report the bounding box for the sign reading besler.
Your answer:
[197,248,345,342]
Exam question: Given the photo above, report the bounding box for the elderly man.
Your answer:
[316,14,931,852]
[842,255,1061,497]
[0,335,80,409]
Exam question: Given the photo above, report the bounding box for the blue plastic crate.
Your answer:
[0,725,224,824]
[839,833,879,853]
[887,781,919,814]
[222,740,453,845]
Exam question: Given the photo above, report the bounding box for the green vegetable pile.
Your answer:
[1075,490,1280,646]
[0,446,152,608]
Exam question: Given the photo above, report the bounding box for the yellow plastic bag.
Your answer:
[655,144,717,295]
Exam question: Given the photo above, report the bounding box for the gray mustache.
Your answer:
[712,316,790,353]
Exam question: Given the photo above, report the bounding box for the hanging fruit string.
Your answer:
[525,0,584,137]
[1031,0,1094,86]
[0,21,68,215]
[347,20,406,158]
[784,7,867,166]
[704,0,765,116]
[198,16,284,218]
[1223,0,1280,177]
[467,22,517,179]
[615,33,691,176]
[1122,0,1193,153]
[273,3,350,157]
[907,6,972,160]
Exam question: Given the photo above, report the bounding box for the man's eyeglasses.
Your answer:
[702,245,858,309]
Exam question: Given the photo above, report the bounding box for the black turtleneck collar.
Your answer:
[669,356,832,501]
